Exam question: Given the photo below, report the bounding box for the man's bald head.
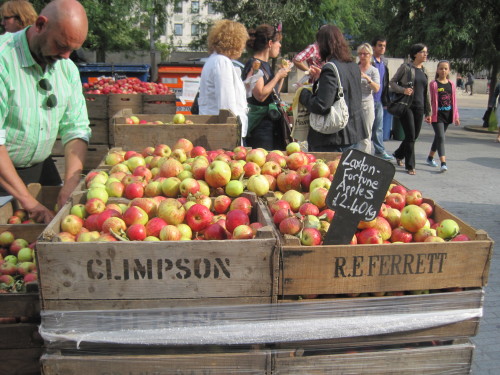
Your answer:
[27,0,88,68]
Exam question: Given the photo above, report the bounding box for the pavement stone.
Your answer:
[381,93,498,374]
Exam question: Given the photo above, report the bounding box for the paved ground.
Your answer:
[384,93,499,374]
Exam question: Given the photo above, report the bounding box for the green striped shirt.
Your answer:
[0,28,91,168]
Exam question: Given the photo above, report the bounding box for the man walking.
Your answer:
[371,37,393,160]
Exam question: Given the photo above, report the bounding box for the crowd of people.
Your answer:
[196,20,468,176]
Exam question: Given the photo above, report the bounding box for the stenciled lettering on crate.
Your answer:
[87,256,231,281]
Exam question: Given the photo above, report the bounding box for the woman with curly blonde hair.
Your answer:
[199,20,249,142]
[1,0,37,33]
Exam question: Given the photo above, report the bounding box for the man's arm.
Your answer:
[293,60,309,72]
[57,138,87,210]
[0,146,54,223]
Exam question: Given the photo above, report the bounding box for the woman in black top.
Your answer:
[242,24,291,150]
[299,24,366,152]
[390,43,432,175]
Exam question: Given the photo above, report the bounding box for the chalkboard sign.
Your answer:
[323,149,395,245]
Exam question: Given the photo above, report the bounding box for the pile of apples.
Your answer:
[4,209,38,224]
[83,77,174,96]
[0,231,38,292]
[124,113,191,125]
[94,139,467,246]
[58,193,262,242]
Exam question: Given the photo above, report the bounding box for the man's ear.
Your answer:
[34,16,48,32]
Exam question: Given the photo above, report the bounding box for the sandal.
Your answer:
[394,156,403,167]
[407,169,416,175]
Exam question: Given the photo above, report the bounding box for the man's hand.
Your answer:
[56,184,74,212]
[23,197,55,223]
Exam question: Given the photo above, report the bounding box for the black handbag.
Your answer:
[387,64,414,118]
[387,93,413,117]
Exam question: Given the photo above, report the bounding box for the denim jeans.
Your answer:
[372,100,385,154]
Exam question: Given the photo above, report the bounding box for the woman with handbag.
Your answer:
[242,24,292,150]
[299,24,366,152]
[390,43,432,175]
[198,20,249,144]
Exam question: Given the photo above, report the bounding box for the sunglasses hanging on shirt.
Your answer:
[39,78,58,108]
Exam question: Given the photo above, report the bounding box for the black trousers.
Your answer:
[393,106,425,170]
[0,157,62,195]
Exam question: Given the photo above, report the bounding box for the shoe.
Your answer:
[377,152,394,161]
[426,158,438,167]
[440,165,448,172]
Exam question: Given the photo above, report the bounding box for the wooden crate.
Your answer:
[41,348,271,375]
[36,192,278,311]
[0,185,61,224]
[88,118,109,145]
[84,94,108,120]
[108,94,143,118]
[277,289,482,345]
[274,339,474,375]
[51,144,109,179]
[278,198,493,296]
[142,94,177,114]
[0,226,45,375]
[109,108,240,151]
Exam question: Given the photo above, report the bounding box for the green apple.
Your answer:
[173,113,186,124]
[436,219,460,240]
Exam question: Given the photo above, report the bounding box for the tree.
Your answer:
[384,0,500,102]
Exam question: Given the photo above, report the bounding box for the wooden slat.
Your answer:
[275,340,474,375]
[0,348,43,375]
[142,94,177,114]
[84,94,108,120]
[42,350,271,375]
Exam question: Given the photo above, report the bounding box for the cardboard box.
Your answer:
[109,108,240,151]
[36,192,278,311]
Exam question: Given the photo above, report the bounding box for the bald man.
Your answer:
[0,0,91,223]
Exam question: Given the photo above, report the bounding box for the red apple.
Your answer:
[451,234,470,241]
[261,161,281,178]
[373,217,392,241]
[318,208,335,222]
[419,202,434,217]
[124,182,144,200]
[269,199,291,215]
[279,216,302,235]
[101,217,127,234]
[390,185,407,197]
[229,197,252,215]
[243,162,261,177]
[232,225,254,239]
[356,227,383,244]
[299,203,320,216]
[127,224,147,241]
[276,170,301,193]
[390,227,413,243]
[225,209,250,233]
[159,158,183,178]
[145,217,168,237]
[185,204,214,232]
[405,189,423,206]
[122,206,149,226]
[204,223,229,240]
[400,205,428,233]
[213,195,232,214]
[85,197,106,215]
[300,227,322,246]
[204,160,231,188]
[60,214,84,236]
[385,193,406,211]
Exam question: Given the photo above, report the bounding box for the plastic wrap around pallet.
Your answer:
[40,290,482,347]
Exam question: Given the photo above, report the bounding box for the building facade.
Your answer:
[162,0,221,51]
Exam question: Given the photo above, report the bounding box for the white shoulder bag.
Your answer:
[309,61,349,134]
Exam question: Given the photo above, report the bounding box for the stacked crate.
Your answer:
[109,108,240,151]
[0,225,47,375]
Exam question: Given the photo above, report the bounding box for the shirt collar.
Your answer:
[15,27,56,73]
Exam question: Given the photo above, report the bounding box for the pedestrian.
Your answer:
[242,24,291,150]
[0,0,91,223]
[390,43,431,175]
[198,20,249,144]
[425,60,460,172]
[292,26,326,83]
[0,0,37,33]
[465,72,474,95]
[370,36,393,160]
[490,82,500,143]
[356,43,380,154]
[299,24,366,152]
